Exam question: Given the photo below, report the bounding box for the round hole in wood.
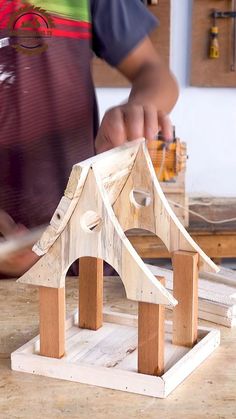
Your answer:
[130,189,152,209]
[80,211,102,233]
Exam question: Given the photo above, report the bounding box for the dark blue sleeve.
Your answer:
[90,0,159,67]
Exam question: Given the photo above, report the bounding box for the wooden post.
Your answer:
[172,251,199,347]
[39,287,65,358]
[79,257,103,330]
[138,276,165,376]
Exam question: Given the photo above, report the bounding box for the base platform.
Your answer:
[11,311,220,398]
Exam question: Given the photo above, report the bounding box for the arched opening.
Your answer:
[125,227,173,273]
[64,257,126,332]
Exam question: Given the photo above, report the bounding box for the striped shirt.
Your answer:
[0,0,157,227]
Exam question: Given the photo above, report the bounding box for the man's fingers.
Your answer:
[123,104,144,140]
[95,107,126,153]
[95,104,174,154]
[143,105,159,140]
[157,111,173,142]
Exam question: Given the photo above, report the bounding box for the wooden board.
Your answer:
[128,231,236,258]
[148,264,236,327]
[0,277,235,418]
[11,310,220,399]
[191,0,236,87]
[93,1,171,87]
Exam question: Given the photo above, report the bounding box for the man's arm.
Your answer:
[95,37,179,153]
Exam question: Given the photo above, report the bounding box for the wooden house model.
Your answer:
[11,139,220,398]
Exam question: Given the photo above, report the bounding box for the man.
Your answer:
[0,0,178,275]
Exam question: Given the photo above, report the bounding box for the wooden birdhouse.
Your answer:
[11,139,220,398]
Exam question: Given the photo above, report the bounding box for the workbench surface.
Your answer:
[0,277,236,419]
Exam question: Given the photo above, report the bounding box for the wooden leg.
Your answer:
[79,257,103,330]
[39,287,65,358]
[138,276,165,376]
[172,251,199,348]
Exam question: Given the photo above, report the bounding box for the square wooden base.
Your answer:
[11,311,220,398]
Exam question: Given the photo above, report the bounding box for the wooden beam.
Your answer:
[138,276,165,376]
[79,257,103,330]
[128,231,236,259]
[39,287,65,358]
[172,251,199,347]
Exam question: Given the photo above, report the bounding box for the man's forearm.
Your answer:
[96,38,179,152]
[128,62,179,115]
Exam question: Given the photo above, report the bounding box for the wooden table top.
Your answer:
[1,277,236,419]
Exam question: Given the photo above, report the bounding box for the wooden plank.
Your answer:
[0,277,232,415]
[11,310,220,399]
[39,287,65,358]
[148,264,236,327]
[128,231,236,259]
[172,252,199,347]
[189,197,236,232]
[79,257,103,330]
[138,276,165,376]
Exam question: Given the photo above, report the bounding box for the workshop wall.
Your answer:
[96,0,236,197]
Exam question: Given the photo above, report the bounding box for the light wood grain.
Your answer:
[138,276,165,376]
[148,264,236,327]
[172,252,199,347]
[11,309,220,399]
[18,140,217,306]
[79,257,103,330]
[1,278,233,417]
[39,287,65,358]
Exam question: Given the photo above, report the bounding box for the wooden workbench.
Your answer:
[128,198,236,260]
[0,277,236,418]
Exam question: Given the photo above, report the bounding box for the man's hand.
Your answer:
[95,103,173,153]
[0,211,39,277]
[0,249,39,277]
[95,36,178,154]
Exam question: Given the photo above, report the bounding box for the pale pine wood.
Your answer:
[11,309,220,399]
[172,251,199,347]
[39,287,65,358]
[138,276,165,376]
[148,264,236,327]
[1,278,230,413]
[112,142,216,274]
[18,140,217,298]
[79,257,103,330]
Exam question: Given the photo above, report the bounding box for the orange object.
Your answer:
[147,138,187,182]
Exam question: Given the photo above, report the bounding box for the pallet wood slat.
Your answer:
[11,311,220,399]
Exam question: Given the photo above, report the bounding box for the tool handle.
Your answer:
[209,26,220,58]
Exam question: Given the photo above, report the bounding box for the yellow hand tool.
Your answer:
[209,11,220,59]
